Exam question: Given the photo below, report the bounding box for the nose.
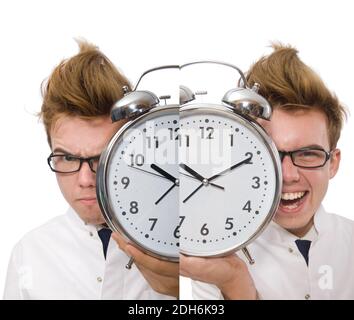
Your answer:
[77,162,96,188]
[281,155,300,184]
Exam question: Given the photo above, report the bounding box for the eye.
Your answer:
[300,150,321,158]
[63,154,76,162]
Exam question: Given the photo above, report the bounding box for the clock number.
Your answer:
[252,176,260,189]
[121,177,130,189]
[148,218,158,231]
[173,216,185,238]
[243,200,252,213]
[130,154,144,167]
[130,201,139,214]
[179,134,190,147]
[172,127,189,147]
[225,217,234,230]
[168,127,179,140]
[200,223,209,236]
[146,136,159,149]
[245,152,253,164]
[200,126,214,139]
[230,134,234,147]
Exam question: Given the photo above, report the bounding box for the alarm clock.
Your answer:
[179,61,282,263]
[96,65,181,266]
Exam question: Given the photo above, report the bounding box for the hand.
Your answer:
[179,171,224,189]
[179,163,225,203]
[180,253,257,300]
[151,164,177,184]
[155,183,177,205]
[150,164,179,205]
[208,155,253,182]
[128,165,167,180]
[179,163,224,190]
[112,232,179,298]
[180,156,251,203]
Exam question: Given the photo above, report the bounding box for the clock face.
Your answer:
[179,104,282,256]
[97,106,180,261]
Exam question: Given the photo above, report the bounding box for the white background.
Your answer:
[0,0,353,299]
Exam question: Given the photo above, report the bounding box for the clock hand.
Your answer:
[208,156,253,182]
[181,157,252,203]
[180,162,227,203]
[128,165,167,180]
[155,183,177,205]
[149,164,179,205]
[179,172,224,190]
[179,163,225,190]
[150,164,177,184]
[179,163,205,181]
[182,183,203,203]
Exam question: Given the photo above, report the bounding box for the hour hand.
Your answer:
[179,163,224,190]
[150,164,177,184]
[179,163,204,182]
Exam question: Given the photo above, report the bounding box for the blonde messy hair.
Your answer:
[246,43,347,150]
[39,39,131,146]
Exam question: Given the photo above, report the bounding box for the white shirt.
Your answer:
[3,207,175,300]
[192,206,354,300]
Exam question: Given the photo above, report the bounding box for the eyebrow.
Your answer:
[52,147,73,154]
[52,148,101,159]
[278,144,326,152]
[298,144,326,149]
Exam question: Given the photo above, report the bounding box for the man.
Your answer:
[180,44,354,299]
[3,40,178,299]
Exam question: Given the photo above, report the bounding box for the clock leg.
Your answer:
[125,257,135,269]
[242,247,255,265]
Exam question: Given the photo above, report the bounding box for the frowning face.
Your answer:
[50,115,122,225]
[259,108,340,237]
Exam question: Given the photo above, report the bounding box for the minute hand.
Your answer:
[208,156,252,182]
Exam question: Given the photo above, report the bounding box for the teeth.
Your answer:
[283,203,298,209]
[281,192,305,200]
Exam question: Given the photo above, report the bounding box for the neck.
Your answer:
[286,218,314,238]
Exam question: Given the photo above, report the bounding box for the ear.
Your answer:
[329,148,341,179]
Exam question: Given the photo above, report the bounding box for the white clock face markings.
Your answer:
[105,109,180,259]
[179,108,279,256]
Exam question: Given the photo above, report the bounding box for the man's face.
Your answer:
[259,108,340,237]
[50,116,122,225]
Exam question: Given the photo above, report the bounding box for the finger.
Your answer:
[112,232,179,276]
[137,264,179,297]
[180,254,207,277]
[111,232,130,252]
[125,245,179,277]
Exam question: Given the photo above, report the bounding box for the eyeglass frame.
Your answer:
[278,147,332,169]
[47,153,101,173]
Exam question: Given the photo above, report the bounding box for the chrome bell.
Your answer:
[180,85,195,105]
[222,83,272,120]
[111,86,159,122]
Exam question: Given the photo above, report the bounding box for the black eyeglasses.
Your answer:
[47,153,100,173]
[278,147,332,169]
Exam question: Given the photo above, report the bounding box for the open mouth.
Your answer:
[280,191,308,210]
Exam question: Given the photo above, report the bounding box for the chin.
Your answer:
[74,204,105,225]
[274,208,314,236]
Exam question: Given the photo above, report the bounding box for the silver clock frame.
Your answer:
[179,103,283,258]
[96,60,283,266]
[96,104,180,263]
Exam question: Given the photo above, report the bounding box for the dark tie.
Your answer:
[98,228,112,259]
[295,239,311,266]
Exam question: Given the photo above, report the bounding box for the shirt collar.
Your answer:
[260,205,329,245]
[66,206,100,234]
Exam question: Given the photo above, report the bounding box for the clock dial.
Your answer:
[98,107,180,260]
[179,105,281,256]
